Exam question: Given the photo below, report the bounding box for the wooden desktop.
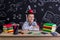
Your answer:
[0,30,60,40]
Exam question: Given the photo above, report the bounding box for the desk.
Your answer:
[0,30,60,40]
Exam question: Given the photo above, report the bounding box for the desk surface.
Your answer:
[0,30,60,37]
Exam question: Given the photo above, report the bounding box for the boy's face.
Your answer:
[27,14,34,23]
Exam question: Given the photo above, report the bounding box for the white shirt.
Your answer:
[22,21,39,31]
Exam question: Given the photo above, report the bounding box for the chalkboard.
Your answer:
[0,0,60,23]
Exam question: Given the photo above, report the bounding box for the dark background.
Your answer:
[0,0,60,23]
[0,0,60,32]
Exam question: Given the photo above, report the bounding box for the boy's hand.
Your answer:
[33,25,39,28]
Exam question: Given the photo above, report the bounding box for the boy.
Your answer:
[22,14,39,31]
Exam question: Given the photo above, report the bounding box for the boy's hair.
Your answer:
[27,13,34,17]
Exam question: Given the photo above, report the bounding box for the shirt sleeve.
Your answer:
[22,22,28,30]
[32,22,39,31]
[32,22,37,26]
